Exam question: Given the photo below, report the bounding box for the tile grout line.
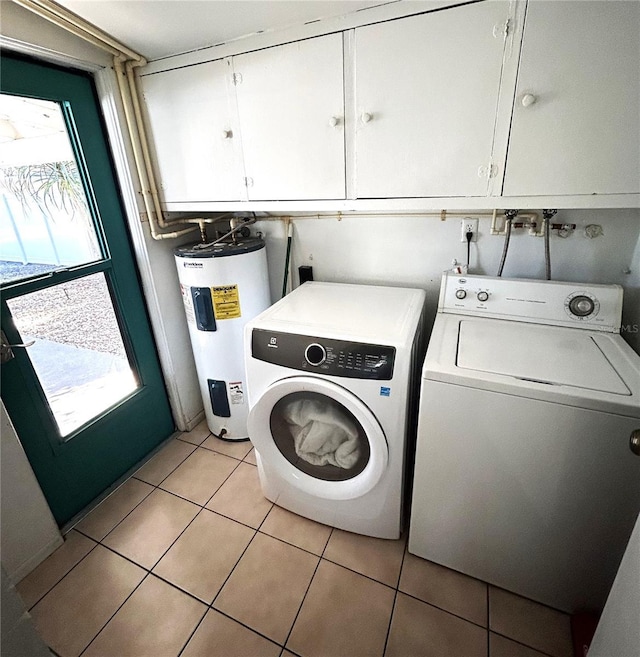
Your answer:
[489,630,561,657]
[382,590,400,657]
[77,571,152,657]
[135,436,200,488]
[381,538,410,656]
[22,538,101,612]
[175,607,210,657]
[198,455,246,509]
[208,524,260,611]
[73,506,213,657]
[395,588,493,632]
[487,583,491,655]
[73,482,155,546]
[280,544,324,652]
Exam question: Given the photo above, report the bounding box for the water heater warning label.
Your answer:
[228,381,244,405]
[180,284,195,325]
[212,285,241,319]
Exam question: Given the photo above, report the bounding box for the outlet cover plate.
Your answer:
[460,218,479,242]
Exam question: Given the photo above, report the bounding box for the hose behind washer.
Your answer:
[281,220,293,298]
[497,217,513,277]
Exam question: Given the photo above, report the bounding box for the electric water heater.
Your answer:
[174,236,270,440]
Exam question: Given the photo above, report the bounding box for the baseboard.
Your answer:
[10,534,64,585]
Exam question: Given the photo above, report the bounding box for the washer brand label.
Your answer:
[228,381,244,405]
[212,285,241,319]
[183,261,203,268]
[380,387,391,397]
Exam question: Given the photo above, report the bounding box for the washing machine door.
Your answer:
[248,376,388,500]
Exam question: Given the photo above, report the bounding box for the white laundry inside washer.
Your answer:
[279,395,362,469]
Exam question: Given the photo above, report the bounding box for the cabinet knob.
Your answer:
[631,429,640,456]
[361,112,373,124]
[329,116,341,127]
[222,129,233,139]
[521,93,537,108]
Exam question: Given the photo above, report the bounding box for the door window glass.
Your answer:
[270,391,370,481]
[0,94,102,284]
[6,273,138,437]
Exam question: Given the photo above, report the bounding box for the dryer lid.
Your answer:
[457,320,631,395]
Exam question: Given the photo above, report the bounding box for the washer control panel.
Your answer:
[439,273,623,331]
[251,329,396,379]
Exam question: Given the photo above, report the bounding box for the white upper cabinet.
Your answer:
[503,0,640,197]
[232,33,346,200]
[140,59,245,202]
[353,1,511,199]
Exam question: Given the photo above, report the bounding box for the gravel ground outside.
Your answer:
[1,260,134,433]
[1,261,125,357]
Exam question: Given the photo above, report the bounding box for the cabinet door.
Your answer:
[354,1,510,198]
[233,34,345,200]
[503,1,640,197]
[140,59,245,202]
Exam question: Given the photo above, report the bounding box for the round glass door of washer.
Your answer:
[247,376,388,500]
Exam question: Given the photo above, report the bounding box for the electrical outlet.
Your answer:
[460,218,479,242]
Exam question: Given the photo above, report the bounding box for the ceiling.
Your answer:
[55,0,389,61]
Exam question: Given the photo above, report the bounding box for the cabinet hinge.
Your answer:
[232,72,243,85]
[478,163,498,179]
[244,176,254,187]
[493,19,510,40]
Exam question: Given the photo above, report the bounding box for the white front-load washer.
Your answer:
[409,273,640,612]
[244,282,426,538]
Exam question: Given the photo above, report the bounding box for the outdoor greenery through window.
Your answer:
[0,94,101,285]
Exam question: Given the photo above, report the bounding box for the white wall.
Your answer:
[622,235,640,354]
[588,512,640,657]
[256,208,640,351]
[1,566,50,657]
[140,221,203,429]
[0,402,62,583]
[0,1,111,67]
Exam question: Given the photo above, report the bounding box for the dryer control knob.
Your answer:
[477,291,489,302]
[305,343,326,366]
[455,289,467,300]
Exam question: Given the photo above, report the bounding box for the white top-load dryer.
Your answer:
[409,273,640,612]
[244,282,425,538]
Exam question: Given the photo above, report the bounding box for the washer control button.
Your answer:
[305,343,326,366]
[477,291,489,302]
[455,289,467,300]
[568,295,595,317]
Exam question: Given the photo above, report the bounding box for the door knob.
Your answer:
[630,429,640,456]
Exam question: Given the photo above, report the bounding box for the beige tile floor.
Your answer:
[17,422,574,657]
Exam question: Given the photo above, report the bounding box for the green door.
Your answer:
[0,54,175,526]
